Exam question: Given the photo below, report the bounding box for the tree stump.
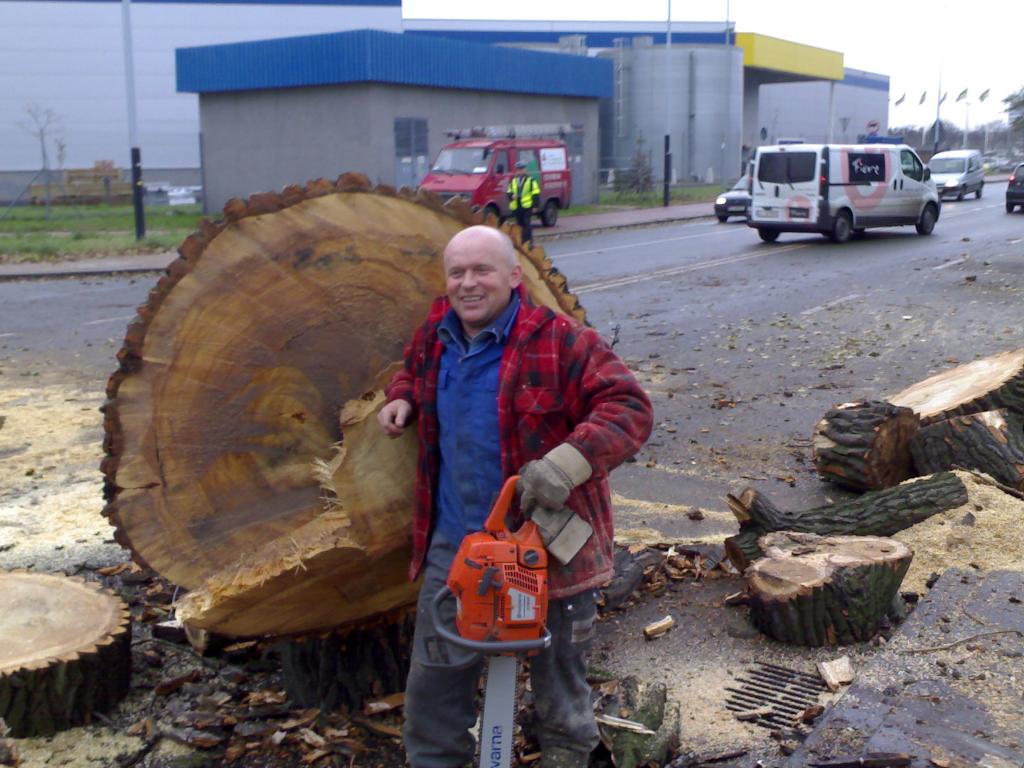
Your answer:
[889,348,1024,426]
[724,472,969,571]
[746,532,913,646]
[276,610,415,713]
[101,176,584,637]
[812,400,920,491]
[0,572,132,737]
[910,409,1024,491]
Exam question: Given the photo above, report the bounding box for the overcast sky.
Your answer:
[404,0,1021,129]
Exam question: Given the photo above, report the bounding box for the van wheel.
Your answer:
[1007,202,1016,213]
[976,184,983,200]
[717,215,728,223]
[540,200,559,227]
[757,229,780,243]
[916,204,937,235]
[483,204,501,223]
[830,211,852,244]
[956,187,965,201]
[852,228,866,239]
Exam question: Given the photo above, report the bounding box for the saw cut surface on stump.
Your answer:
[746,532,912,646]
[889,348,1024,425]
[0,572,132,737]
[102,174,584,637]
[909,409,1024,491]
[813,400,920,491]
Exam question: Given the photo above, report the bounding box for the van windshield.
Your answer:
[758,152,817,184]
[431,148,491,175]
[929,157,966,174]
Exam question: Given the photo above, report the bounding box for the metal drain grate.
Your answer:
[724,661,826,729]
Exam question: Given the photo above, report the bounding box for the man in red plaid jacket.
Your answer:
[379,225,653,768]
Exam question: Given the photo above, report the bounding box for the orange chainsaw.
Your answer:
[430,475,551,768]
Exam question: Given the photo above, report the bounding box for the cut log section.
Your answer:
[812,400,920,491]
[889,348,1024,425]
[909,409,1024,491]
[0,572,132,737]
[101,174,584,637]
[746,532,913,646]
[724,472,969,571]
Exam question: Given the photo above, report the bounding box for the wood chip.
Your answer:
[299,728,326,749]
[643,615,675,639]
[279,710,320,731]
[362,692,405,715]
[817,656,855,692]
[154,669,201,696]
[96,562,133,576]
[302,749,331,764]
[723,591,749,607]
[354,718,403,738]
[798,704,825,723]
[594,713,656,735]
[733,707,771,722]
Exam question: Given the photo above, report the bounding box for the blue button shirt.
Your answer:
[434,292,520,544]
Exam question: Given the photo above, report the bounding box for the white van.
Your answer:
[748,144,940,244]
[928,149,985,201]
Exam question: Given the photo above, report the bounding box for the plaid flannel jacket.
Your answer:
[386,285,654,598]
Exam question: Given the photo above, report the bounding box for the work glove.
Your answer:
[519,444,594,565]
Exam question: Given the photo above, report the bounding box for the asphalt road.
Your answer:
[1,182,1021,545]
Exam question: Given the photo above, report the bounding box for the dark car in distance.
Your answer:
[715,176,751,222]
[1007,164,1024,213]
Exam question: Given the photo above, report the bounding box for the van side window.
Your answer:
[901,150,923,182]
[493,150,508,175]
[517,150,540,176]
[968,156,979,172]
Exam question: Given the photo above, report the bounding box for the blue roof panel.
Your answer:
[176,29,612,98]
[406,30,733,47]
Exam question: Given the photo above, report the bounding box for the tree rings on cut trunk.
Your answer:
[0,572,132,737]
[889,348,1024,425]
[746,532,912,646]
[813,400,920,491]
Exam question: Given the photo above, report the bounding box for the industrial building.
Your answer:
[1,2,890,209]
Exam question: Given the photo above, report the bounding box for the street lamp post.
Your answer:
[663,0,672,207]
[121,0,145,240]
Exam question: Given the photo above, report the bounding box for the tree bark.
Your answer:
[889,348,1024,425]
[724,472,969,571]
[746,532,912,646]
[101,175,584,638]
[812,400,920,491]
[909,410,1024,491]
[0,572,132,737]
[276,610,414,714]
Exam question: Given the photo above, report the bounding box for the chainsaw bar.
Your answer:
[478,655,519,768]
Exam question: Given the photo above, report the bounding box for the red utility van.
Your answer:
[419,138,571,227]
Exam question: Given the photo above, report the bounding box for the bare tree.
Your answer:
[18,104,63,217]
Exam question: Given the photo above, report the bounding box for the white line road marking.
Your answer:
[82,314,135,326]
[552,226,745,260]
[933,257,969,270]
[0,333,17,338]
[573,244,808,295]
[1009,239,1022,245]
[800,293,862,316]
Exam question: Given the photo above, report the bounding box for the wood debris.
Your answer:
[362,692,405,715]
[594,713,656,735]
[643,615,675,640]
[817,656,855,692]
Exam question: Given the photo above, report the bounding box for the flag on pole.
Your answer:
[956,89,968,102]
[894,93,906,106]
[919,91,927,105]
[979,89,990,102]
[940,92,947,104]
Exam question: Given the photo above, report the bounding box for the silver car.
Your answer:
[928,149,985,201]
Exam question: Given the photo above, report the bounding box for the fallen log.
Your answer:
[101,175,583,638]
[812,400,920,491]
[0,572,132,737]
[909,409,1024,491]
[746,532,912,646]
[889,348,1024,425]
[724,472,969,571]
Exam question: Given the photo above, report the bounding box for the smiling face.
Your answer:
[443,226,522,338]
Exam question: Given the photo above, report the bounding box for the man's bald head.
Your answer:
[443,225,517,270]
[442,225,523,338]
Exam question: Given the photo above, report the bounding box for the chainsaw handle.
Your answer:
[429,586,552,654]
[483,475,520,534]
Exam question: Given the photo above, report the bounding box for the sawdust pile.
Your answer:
[893,470,1024,594]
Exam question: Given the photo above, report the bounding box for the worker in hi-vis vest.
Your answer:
[507,159,541,245]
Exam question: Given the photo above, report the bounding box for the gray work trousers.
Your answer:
[403,536,600,768]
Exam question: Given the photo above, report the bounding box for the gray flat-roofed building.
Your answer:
[177,29,610,212]
[757,68,891,146]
